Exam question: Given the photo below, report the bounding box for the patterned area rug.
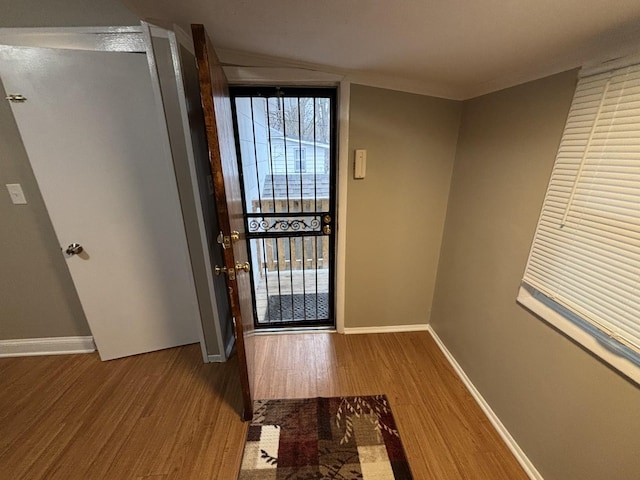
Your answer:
[238,395,413,479]
[264,293,329,323]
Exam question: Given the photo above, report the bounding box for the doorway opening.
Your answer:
[230,87,337,329]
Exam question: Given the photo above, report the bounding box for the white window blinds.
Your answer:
[519,60,640,373]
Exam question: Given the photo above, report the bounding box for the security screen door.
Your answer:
[230,87,336,328]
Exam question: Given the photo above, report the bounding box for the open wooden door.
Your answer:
[192,24,255,420]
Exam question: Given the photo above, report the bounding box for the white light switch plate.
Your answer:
[6,183,27,204]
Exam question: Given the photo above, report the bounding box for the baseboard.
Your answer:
[0,336,95,358]
[207,333,236,363]
[343,324,429,335]
[426,326,543,480]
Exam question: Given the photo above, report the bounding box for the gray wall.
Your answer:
[0,79,90,339]
[431,70,640,480]
[1,1,139,28]
[0,0,138,340]
[346,85,461,328]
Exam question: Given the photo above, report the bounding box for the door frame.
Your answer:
[224,67,350,333]
[0,25,211,360]
[229,85,338,329]
[141,22,235,363]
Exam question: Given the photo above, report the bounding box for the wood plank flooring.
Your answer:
[0,332,528,479]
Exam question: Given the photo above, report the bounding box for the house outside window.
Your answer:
[294,148,306,173]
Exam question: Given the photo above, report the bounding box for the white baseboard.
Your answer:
[0,336,95,358]
[426,326,543,480]
[207,333,236,363]
[343,324,429,335]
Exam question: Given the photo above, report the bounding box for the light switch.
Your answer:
[354,149,366,179]
[6,183,27,204]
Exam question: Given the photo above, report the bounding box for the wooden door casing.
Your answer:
[191,24,255,420]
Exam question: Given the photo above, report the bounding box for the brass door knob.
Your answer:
[214,265,227,276]
[235,262,250,273]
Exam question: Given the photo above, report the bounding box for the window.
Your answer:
[294,148,306,173]
[518,57,640,383]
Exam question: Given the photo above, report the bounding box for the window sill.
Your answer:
[517,284,640,385]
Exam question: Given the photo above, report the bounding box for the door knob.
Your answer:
[214,265,227,276]
[65,243,83,255]
[235,262,250,273]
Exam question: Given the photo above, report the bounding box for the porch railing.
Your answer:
[251,198,330,274]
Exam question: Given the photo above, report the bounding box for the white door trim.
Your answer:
[141,21,209,363]
[164,24,230,362]
[335,80,350,333]
[0,26,145,52]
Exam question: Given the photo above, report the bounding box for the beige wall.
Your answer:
[345,85,461,328]
[431,70,640,479]
[0,1,138,340]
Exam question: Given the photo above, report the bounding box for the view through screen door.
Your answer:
[230,87,337,328]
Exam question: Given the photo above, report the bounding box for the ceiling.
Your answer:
[122,0,640,100]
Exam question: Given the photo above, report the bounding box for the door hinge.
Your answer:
[5,94,27,103]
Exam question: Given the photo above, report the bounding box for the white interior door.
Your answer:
[0,45,201,360]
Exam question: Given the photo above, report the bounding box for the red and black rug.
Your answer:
[238,395,413,479]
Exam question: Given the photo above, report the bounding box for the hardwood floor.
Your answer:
[0,332,528,479]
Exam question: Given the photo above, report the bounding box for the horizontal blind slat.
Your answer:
[525,278,640,350]
[533,229,640,271]
[539,217,640,248]
[524,271,640,349]
[522,62,640,357]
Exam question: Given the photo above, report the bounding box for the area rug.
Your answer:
[238,395,413,479]
[264,293,329,323]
